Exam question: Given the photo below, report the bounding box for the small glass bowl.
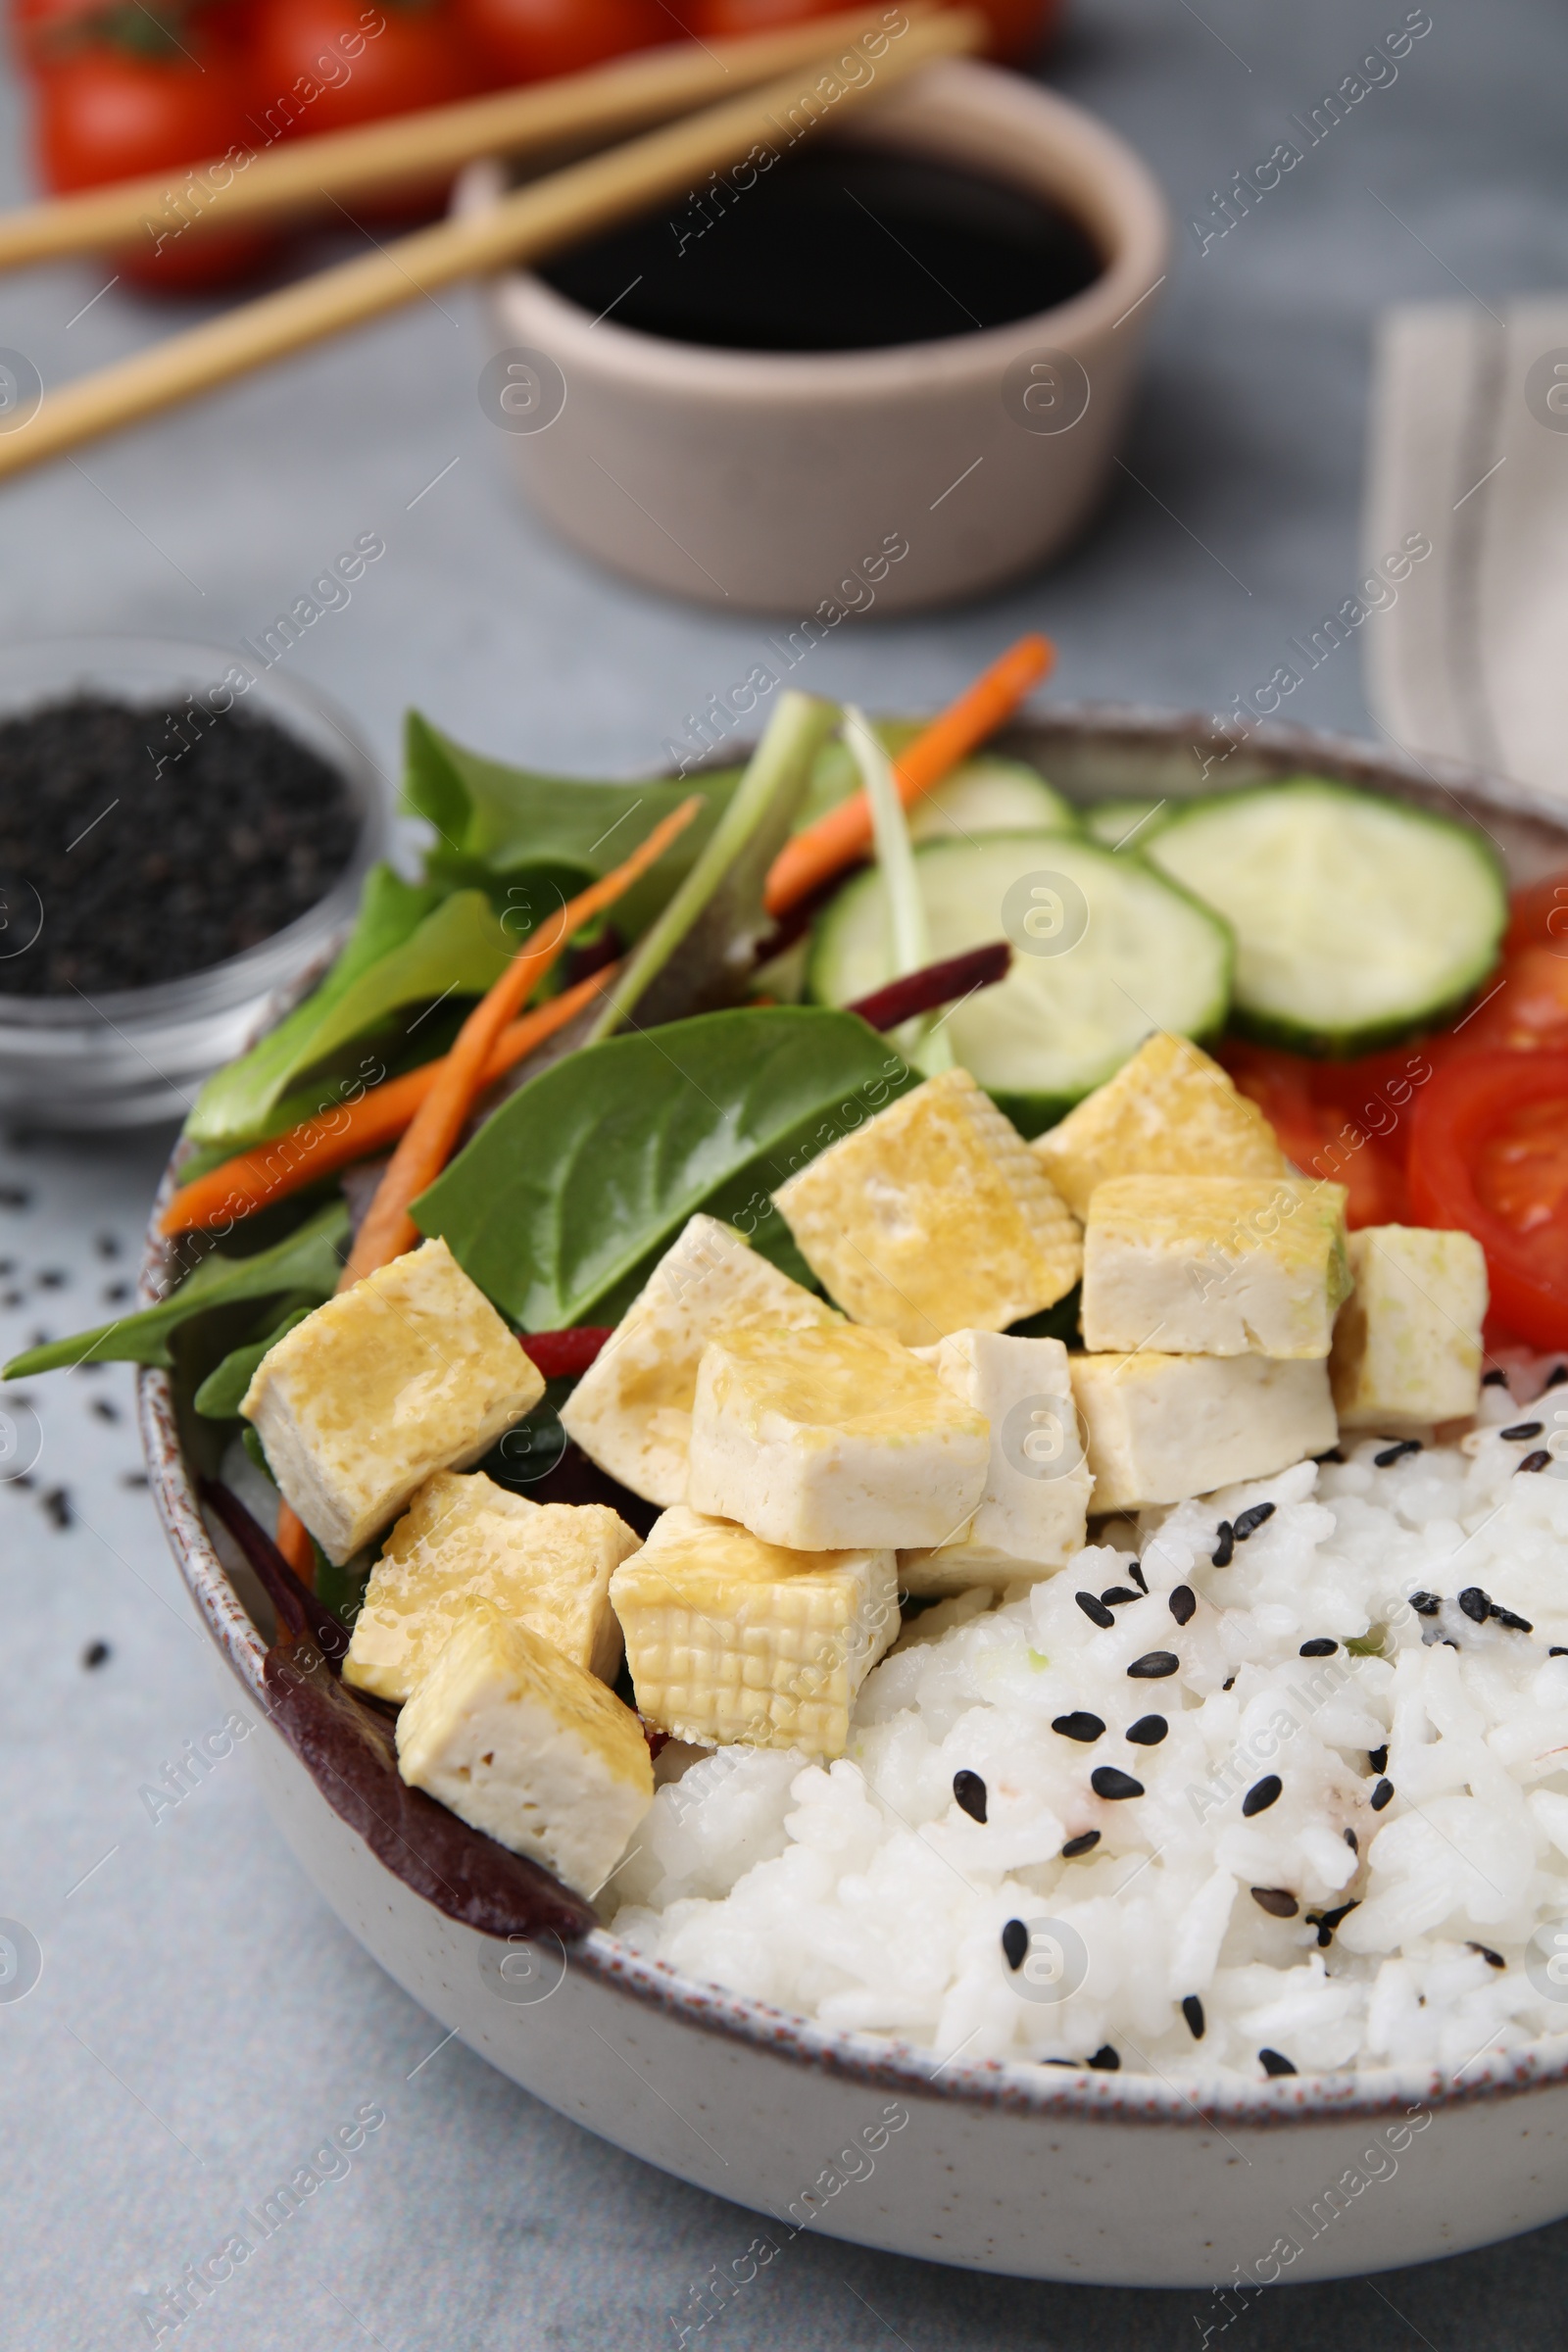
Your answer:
[0,636,386,1130]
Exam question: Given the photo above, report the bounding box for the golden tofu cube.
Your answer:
[1081,1175,1351,1358]
[1330,1224,1488,1429]
[687,1322,989,1550]
[1031,1032,1287,1219]
[772,1066,1081,1345]
[396,1605,653,1898]
[900,1329,1091,1593]
[1070,1350,1337,1510]
[559,1213,837,1507]
[610,1504,898,1759]
[343,1470,640,1701]
[241,1237,542,1564]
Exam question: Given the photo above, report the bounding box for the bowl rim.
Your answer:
[139,700,1568,2135]
[461,57,1171,395]
[0,630,387,1025]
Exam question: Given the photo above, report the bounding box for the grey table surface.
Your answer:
[3,1,1566,2345]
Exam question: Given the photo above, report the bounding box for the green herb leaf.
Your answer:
[412,1006,916,1328]
[185,873,511,1152]
[4,1203,347,1378]
[193,1298,318,1419]
[405,711,742,945]
[588,690,836,1040]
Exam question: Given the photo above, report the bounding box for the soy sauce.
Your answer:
[539,146,1102,355]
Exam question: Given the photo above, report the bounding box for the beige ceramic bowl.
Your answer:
[458,60,1169,614]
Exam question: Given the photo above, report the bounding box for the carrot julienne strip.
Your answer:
[761,633,1054,919]
[160,961,621,1238]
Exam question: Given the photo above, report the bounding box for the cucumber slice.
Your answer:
[808,831,1233,1134]
[907,758,1078,845]
[1082,796,1167,851]
[1144,778,1506,1055]
[800,721,1075,838]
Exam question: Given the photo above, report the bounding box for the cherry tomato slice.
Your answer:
[1218,1040,1417,1228]
[1407,1052,1568,1351]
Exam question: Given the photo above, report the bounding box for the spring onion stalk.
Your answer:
[843,703,952,1074]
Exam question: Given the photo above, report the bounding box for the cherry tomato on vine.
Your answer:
[453,0,663,83]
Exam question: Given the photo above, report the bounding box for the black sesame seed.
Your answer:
[1444,1637,1461,1648]
[1222,1676,1236,1690]
[1458,1586,1492,1624]
[1298,1638,1338,1657]
[1128,1651,1180,1679]
[1086,2045,1120,2072]
[1181,1994,1205,2040]
[1306,1899,1360,1948]
[1091,1765,1145,1801]
[94,1233,119,1259]
[121,1472,148,1489]
[1125,1715,1167,1746]
[0,1291,19,1309]
[1407,1591,1442,1617]
[1501,1421,1544,1442]
[1368,1746,1388,1774]
[35,1268,66,1290]
[101,1282,132,1305]
[42,1488,72,1529]
[1061,1830,1101,1857]
[1053,1711,1105,1743]
[1250,1886,1298,1919]
[1371,1778,1395,1811]
[1483,1368,1509,1387]
[1344,1828,1358,1852]
[1100,1586,1140,1607]
[1044,2057,1080,2067]
[0,1185,29,1209]
[1467,1942,1506,1970]
[1259,2048,1298,2078]
[1209,1524,1235,1569]
[1242,1775,1283,1818]
[1001,1919,1030,1971]
[1233,1502,1276,1541]
[1128,1560,1149,1593]
[1076,1591,1115,1629]
[953,1769,988,1824]
[1168,1586,1197,1625]
[80,1639,110,1670]
[1491,1602,1535,1633]
[1518,1449,1551,1474]
[1374,1439,1423,1467]
[89,1398,119,1424]
[1551,1648,1568,1659]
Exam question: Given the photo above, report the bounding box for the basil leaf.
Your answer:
[412,1006,916,1328]
[588,690,836,1040]
[4,1203,347,1377]
[193,1298,318,1419]
[404,711,742,945]
[185,881,511,1152]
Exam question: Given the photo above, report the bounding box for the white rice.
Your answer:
[611,1367,1568,2079]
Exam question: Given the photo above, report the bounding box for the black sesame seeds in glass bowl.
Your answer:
[0,638,385,1127]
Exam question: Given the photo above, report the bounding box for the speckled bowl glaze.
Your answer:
[458,61,1170,615]
[143,709,1568,2286]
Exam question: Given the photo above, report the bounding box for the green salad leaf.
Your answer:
[185,874,512,1152]
[405,712,743,946]
[4,1203,348,1378]
[412,1006,917,1328]
[193,1299,318,1418]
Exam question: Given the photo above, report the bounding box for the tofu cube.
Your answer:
[771,1066,1081,1346]
[1070,1351,1337,1510]
[343,1470,640,1702]
[241,1237,542,1564]
[900,1330,1092,1593]
[559,1214,837,1507]
[686,1322,989,1550]
[610,1504,898,1758]
[1031,1032,1287,1219]
[1330,1224,1488,1429]
[396,1605,653,1898]
[1081,1175,1351,1358]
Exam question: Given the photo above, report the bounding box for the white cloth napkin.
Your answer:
[1364,299,1568,800]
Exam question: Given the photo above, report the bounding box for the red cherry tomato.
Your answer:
[1218,1040,1416,1228]
[249,0,485,135]
[1408,1053,1568,1352]
[33,41,278,289]
[691,0,1062,62]
[453,0,663,82]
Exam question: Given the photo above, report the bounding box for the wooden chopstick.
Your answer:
[0,7,941,273]
[0,8,981,486]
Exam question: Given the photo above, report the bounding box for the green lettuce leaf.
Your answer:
[411,1005,917,1329]
[192,1298,318,1418]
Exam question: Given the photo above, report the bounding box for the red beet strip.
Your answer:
[519,1327,613,1379]
[846,940,1011,1032]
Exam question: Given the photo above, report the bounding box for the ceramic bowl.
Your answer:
[458,61,1170,614]
[141,708,1568,2286]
